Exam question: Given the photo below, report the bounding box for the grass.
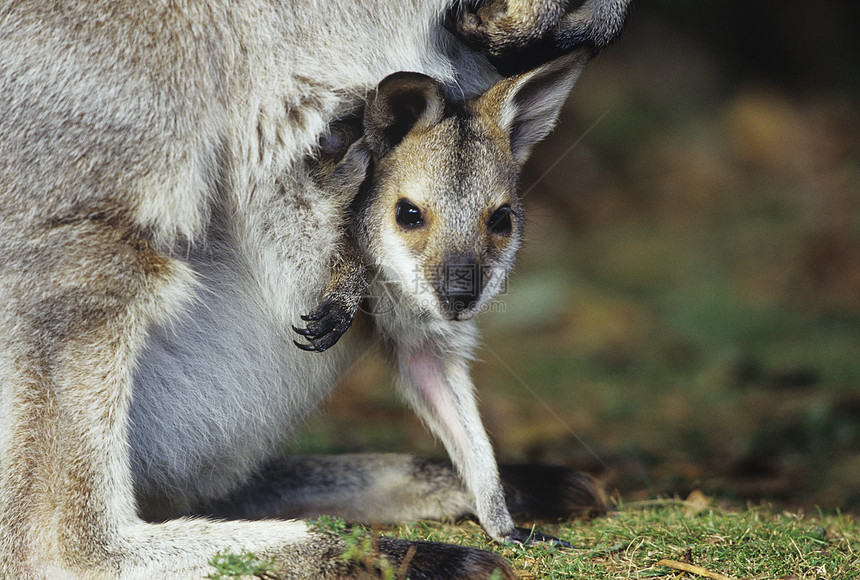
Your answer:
[207,501,858,579]
[207,550,275,579]
[369,498,860,579]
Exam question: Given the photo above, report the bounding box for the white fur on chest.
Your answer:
[128,176,367,515]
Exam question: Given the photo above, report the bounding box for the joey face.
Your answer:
[355,57,583,323]
[359,114,523,321]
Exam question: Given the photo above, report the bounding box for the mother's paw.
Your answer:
[449,0,566,56]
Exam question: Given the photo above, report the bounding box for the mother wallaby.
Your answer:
[0,1,630,578]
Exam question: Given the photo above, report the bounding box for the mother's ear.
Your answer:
[476,51,589,166]
[364,72,445,160]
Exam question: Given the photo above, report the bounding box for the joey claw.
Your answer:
[292,340,319,352]
[292,297,356,353]
[505,527,574,548]
[291,325,313,337]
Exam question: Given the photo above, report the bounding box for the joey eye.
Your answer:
[395,199,424,229]
[488,204,513,236]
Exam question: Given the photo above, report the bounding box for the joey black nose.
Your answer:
[447,291,479,317]
[441,258,483,318]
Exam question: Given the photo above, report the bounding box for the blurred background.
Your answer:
[297,0,860,511]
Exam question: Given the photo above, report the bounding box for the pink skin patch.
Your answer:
[405,347,473,468]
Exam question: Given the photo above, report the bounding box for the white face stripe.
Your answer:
[375,223,446,319]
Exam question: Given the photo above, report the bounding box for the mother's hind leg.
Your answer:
[0,218,196,575]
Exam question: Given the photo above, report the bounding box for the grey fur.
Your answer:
[0,1,629,578]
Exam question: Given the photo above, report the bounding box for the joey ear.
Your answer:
[478,51,589,166]
[364,72,445,159]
